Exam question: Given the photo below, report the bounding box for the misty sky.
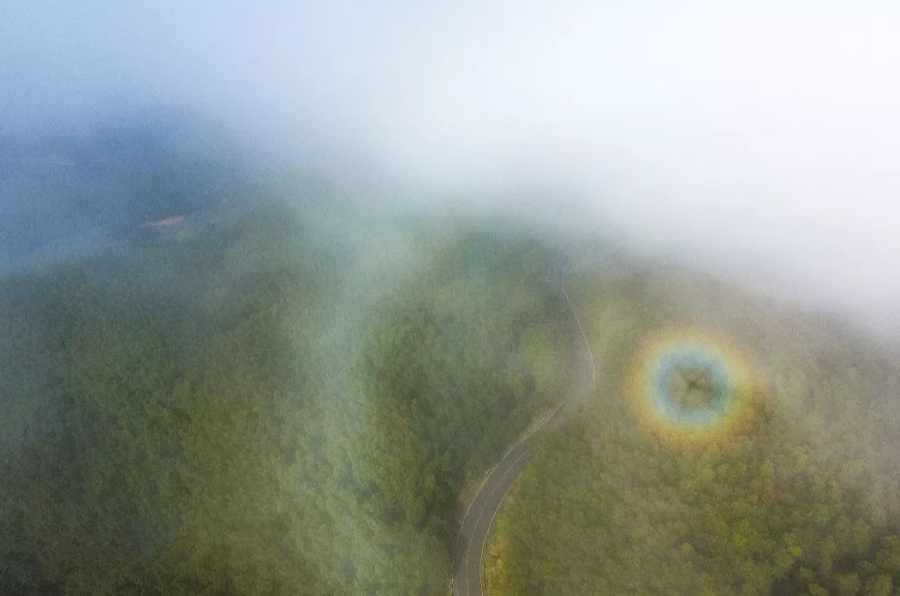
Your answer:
[3,0,899,335]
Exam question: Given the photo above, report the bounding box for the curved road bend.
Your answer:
[452,283,597,596]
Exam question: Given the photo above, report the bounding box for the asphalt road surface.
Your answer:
[452,283,596,596]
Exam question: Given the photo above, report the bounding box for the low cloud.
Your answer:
[3,0,899,336]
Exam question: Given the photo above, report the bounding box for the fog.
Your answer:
[3,0,899,336]
[6,5,900,595]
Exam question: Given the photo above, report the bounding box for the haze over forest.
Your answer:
[2,2,900,595]
[4,1,900,338]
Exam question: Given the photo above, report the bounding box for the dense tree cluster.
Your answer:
[487,266,900,596]
[0,206,572,595]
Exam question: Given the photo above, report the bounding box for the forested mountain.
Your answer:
[0,127,573,595]
[487,264,900,596]
[5,121,900,596]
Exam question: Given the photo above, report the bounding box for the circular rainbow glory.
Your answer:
[628,328,758,446]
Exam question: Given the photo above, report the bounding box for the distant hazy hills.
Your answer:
[0,112,253,275]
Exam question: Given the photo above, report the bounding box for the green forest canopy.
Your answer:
[4,126,900,596]
[0,205,573,596]
[487,264,900,596]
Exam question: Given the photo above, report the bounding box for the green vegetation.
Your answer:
[8,123,900,596]
[670,366,716,409]
[0,204,572,595]
[487,264,900,596]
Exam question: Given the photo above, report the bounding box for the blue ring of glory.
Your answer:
[649,347,733,429]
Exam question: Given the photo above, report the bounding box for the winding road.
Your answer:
[452,282,597,596]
